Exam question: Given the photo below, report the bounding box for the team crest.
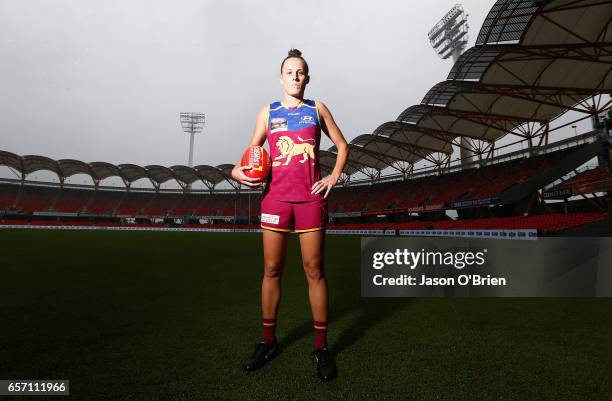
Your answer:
[272,136,316,167]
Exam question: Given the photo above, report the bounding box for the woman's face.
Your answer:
[280,57,309,97]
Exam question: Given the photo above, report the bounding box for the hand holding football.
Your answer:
[240,145,271,181]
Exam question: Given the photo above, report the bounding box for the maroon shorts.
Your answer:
[260,196,327,233]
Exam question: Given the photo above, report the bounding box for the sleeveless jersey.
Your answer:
[263,99,323,202]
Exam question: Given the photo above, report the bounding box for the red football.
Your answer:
[240,145,271,180]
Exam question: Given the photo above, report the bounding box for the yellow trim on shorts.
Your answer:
[261,225,292,233]
[261,225,324,233]
[294,227,325,233]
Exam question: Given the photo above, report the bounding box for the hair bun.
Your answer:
[280,48,309,75]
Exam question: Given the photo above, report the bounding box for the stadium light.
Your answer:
[428,4,471,167]
[180,112,206,168]
[428,4,469,62]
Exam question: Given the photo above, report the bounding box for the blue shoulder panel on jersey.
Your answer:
[268,99,320,132]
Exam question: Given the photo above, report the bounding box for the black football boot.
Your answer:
[242,341,280,372]
[312,346,337,381]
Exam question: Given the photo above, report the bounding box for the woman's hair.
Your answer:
[280,48,309,75]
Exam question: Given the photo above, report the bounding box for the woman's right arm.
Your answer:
[231,105,269,188]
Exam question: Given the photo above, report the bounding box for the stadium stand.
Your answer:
[116,191,153,216]
[1,139,609,237]
[86,190,124,215]
[16,185,57,213]
[53,188,91,213]
[0,183,19,210]
[545,165,612,198]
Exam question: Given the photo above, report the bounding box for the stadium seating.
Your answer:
[547,165,612,195]
[2,148,582,216]
[327,149,578,213]
[17,185,57,212]
[54,188,91,213]
[0,183,19,210]
[1,145,608,235]
[116,191,154,215]
[86,190,124,215]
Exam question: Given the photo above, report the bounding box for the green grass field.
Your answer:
[0,229,611,401]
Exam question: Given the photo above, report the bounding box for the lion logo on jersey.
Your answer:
[272,136,316,166]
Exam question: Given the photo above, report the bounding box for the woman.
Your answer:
[232,48,349,381]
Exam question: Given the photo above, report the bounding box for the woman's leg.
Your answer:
[261,229,290,323]
[296,212,337,380]
[242,228,289,371]
[298,230,328,324]
[299,229,337,381]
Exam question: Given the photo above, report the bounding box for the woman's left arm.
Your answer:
[311,101,349,198]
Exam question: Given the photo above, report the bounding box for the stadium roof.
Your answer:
[320,148,365,176]
[341,0,612,177]
[0,149,236,189]
[476,0,611,47]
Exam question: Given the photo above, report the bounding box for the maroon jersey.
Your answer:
[263,99,323,202]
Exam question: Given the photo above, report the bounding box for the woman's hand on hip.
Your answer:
[311,174,338,198]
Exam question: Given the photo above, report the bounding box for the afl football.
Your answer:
[240,145,271,180]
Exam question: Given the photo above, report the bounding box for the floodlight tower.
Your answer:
[428,4,471,166]
[428,4,468,62]
[180,112,206,168]
[180,112,205,192]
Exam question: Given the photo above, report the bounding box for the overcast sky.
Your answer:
[0,0,594,186]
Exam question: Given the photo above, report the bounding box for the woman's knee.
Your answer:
[264,262,284,279]
[303,259,325,281]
